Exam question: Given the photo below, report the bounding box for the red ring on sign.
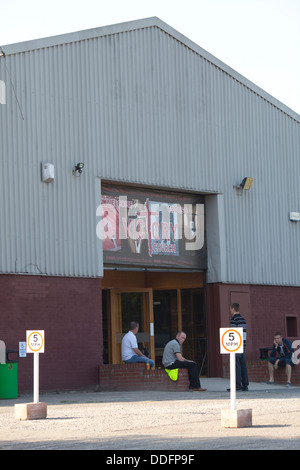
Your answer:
[221,329,242,353]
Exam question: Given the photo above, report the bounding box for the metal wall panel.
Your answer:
[0,18,300,284]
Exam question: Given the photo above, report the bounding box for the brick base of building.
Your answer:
[223,359,300,385]
[0,274,102,392]
[99,363,190,392]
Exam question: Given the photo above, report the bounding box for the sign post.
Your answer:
[229,352,236,410]
[15,330,47,421]
[33,352,39,403]
[220,327,252,428]
[26,330,45,403]
[220,327,243,410]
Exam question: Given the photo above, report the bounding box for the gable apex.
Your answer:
[1,16,299,122]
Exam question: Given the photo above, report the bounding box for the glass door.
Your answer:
[181,288,207,375]
[153,290,178,366]
[110,288,154,364]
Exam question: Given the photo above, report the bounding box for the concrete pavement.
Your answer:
[200,377,299,392]
[0,378,299,450]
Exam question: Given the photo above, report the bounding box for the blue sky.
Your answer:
[1,0,299,114]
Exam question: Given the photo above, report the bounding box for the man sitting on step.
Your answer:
[121,321,154,369]
[162,331,207,391]
[267,332,294,387]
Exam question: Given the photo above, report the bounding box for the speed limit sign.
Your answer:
[26,330,45,353]
[220,328,243,354]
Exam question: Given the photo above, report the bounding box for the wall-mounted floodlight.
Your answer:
[72,162,84,176]
[289,212,300,222]
[234,177,253,191]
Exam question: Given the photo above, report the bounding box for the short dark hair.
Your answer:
[231,303,240,312]
[274,332,282,337]
[129,321,139,330]
[176,331,186,337]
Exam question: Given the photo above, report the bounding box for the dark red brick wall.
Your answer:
[0,274,102,392]
[250,285,300,358]
[206,283,300,377]
[99,363,189,392]
[2,275,299,392]
[222,359,300,385]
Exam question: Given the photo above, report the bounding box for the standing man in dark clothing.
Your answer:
[228,303,249,391]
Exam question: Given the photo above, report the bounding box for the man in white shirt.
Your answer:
[121,321,154,369]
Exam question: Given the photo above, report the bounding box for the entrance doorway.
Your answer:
[101,271,207,374]
[181,288,207,375]
[153,290,178,366]
[105,288,154,364]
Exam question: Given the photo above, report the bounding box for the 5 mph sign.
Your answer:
[26,330,45,354]
[220,328,243,354]
[25,330,45,404]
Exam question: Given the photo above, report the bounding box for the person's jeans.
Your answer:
[165,360,201,388]
[125,355,154,368]
[236,353,249,389]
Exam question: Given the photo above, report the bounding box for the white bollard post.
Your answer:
[230,352,236,410]
[220,328,252,427]
[33,352,39,403]
[15,331,47,420]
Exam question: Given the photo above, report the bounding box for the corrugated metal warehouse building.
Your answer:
[0,17,299,391]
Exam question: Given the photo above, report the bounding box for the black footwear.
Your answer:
[227,387,242,392]
[242,386,249,391]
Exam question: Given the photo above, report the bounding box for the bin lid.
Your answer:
[0,340,6,364]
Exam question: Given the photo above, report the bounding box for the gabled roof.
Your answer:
[1,16,299,122]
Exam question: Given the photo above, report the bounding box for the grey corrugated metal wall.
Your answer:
[0,18,300,284]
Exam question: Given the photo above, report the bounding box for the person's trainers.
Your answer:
[265,381,275,385]
[242,386,249,391]
[285,382,291,388]
[191,388,207,392]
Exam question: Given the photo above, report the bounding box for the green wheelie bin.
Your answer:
[0,348,19,399]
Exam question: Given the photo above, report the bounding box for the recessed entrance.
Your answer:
[102,270,207,375]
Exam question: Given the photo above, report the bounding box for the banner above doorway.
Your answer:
[99,184,206,270]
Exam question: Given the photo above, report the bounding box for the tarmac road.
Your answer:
[0,378,299,450]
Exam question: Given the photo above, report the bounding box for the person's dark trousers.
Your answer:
[166,360,201,388]
[236,353,249,389]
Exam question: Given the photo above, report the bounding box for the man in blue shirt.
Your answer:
[267,332,294,387]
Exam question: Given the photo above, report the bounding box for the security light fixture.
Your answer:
[72,162,84,176]
[234,177,253,191]
[289,212,300,222]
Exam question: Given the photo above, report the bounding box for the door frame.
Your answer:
[110,288,154,364]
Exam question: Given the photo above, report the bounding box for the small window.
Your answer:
[286,316,298,338]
